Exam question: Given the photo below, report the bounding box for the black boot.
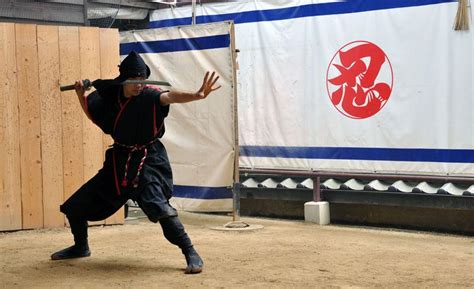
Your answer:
[51,217,91,260]
[50,244,90,260]
[160,216,204,274]
[182,246,204,274]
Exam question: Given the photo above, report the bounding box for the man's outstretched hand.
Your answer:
[195,71,221,99]
[159,71,222,105]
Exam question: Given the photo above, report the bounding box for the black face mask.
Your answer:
[116,51,151,82]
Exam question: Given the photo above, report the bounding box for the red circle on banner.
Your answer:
[326,41,393,119]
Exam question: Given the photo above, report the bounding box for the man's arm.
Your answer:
[160,71,221,105]
[74,80,93,121]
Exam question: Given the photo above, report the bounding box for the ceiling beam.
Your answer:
[90,0,161,9]
[44,0,162,9]
[0,1,84,24]
[43,0,84,5]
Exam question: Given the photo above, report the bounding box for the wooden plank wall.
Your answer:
[38,25,64,228]
[99,28,124,225]
[80,27,105,226]
[59,26,84,226]
[16,24,43,230]
[0,23,123,231]
[0,23,22,231]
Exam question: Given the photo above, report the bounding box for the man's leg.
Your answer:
[51,216,90,260]
[136,182,204,273]
[51,171,125,260]
[159,216,204,274]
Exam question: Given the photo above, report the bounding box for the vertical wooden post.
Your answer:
[80,27,103,182]
[80,27,105,226]
[38,25,65,228]
[16,24,44,229]
[99,28,116,165]
[59,26,84,223]
[99,28,124,225]
[0,23,22,231]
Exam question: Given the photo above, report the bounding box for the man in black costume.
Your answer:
[51,51,221,274]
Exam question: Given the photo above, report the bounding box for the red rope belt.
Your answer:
[113,136,160,189]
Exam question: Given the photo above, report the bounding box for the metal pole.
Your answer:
[192,0,196,25]
[230,23,240,222]
[83,0,89,26]
[232,182,241,221]
[313,176,321,202]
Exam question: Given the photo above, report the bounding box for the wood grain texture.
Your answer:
[38,25,64,228]
[59,26,84,207]
[16,24,44,229]
[100,28,124,225]
[80,27,105,226]
[0,23,22,231]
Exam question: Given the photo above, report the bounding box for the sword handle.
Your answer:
[60,79,92,91]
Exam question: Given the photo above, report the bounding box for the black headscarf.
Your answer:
[93,51,151,94]
[116,51,151,82]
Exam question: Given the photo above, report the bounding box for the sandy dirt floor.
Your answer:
[0,212,473,288]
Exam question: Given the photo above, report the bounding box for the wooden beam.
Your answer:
[0,2,84,24]
[79,27,105,226]
[99,28,124,225]
[38,25,65,228]
[44,0,84,5]
[91,0,160,9]
[0,23,22,231]
[16,24,44,229]
[59,26,84,211]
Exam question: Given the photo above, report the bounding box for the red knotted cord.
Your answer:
[114,136,159,189]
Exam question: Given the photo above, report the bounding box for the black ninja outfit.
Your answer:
[51,51,203,274]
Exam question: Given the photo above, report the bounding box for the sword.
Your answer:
[60,79,172,91]
[122,80,172,87]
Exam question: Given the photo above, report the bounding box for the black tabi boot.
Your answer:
[51,217,91,260]
[160,216,204,274]
[182,246,204,274]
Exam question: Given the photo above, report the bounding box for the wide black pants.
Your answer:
[60,168,178,222]
[59,168,191,250]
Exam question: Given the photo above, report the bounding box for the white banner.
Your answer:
[151,0,474,177]
[120,22,236,211]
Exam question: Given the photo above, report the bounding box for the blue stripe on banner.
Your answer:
[240,146,474,164]
[120,34,230,55]
[149,0,455,28]
[173,185,233,199]
[152,17,193,29]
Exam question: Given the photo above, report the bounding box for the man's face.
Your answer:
[123,76,145,97]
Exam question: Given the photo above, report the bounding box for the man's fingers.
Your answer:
[204,71,218,84]
[198,71,220,97]
[210,75,219,87]
[203,71,210,86]
[74,80,89,96]
[76,80,86,87]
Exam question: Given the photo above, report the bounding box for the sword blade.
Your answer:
[121,80,172,87]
